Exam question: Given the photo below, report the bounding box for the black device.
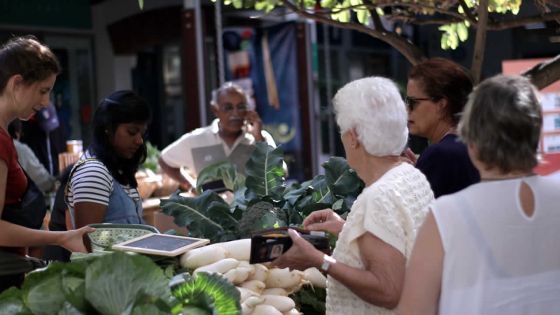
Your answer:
[249,227,330,264]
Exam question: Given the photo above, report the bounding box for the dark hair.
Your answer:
[0,35,61,94]
[408,58,473,124]
[459,75,541,173]
[90,90,152,187]
[7,119,22,139]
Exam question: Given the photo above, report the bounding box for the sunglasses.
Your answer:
[405,96,433,111]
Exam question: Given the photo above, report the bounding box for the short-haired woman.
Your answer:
[407,58,480,197]
[399,75,560,314]
[65,91,151,229]
[0,36,93,292]
[273,77,434,314]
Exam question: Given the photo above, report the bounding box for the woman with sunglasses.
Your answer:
[406,58,479,197]
[65,91,151,229]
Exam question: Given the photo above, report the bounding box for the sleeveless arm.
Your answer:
[398,211,444,315]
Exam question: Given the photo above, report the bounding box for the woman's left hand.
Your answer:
[59,226,96,253]
[272,229,324,271]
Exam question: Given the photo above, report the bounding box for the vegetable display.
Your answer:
[180,239,327,315]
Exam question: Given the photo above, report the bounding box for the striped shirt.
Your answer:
[66,151,140,211]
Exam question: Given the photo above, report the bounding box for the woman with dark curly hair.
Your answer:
[65,90,151,229]
[406,58,479,197]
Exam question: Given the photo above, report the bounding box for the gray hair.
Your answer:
[458,75,542,173]
[334,77,408,156]
[210,82,249,107]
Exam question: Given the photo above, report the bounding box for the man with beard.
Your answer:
[159,82,276,192]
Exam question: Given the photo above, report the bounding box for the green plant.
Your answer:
[0,252,241,315]
[142,142,161,173]
[160,142,364,243]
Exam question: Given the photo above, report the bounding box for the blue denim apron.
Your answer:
[103,179,144,224]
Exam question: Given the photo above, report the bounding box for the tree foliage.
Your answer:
[215,0,560,85]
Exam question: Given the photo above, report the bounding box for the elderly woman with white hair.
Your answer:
[273,77,434,314]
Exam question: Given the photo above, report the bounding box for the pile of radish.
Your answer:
[180,239,327,315]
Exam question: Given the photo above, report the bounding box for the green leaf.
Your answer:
[22,262,86,315]
[0,287,30,315]
[85,252,170,315]
[457,22,468,41]
[320,0,337,9]
[331,4,351,23]
[57,302,86,315]
[244,142,285,200]
[171,273,241,315]
[160,191,238,242]
[196,161,245,194]
[138,0,144,10]
[322,156,363,197]
[355,8,370,24]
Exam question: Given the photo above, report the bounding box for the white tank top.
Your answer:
[432,175,560,315]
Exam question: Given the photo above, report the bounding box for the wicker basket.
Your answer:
[87,223,160,252]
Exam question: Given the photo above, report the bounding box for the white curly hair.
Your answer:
[333,76,408,156]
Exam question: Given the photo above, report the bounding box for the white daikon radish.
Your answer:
[241,296,265,314]
[220,239,251,261]
[237,287,258,303]
[262,288,288,296]
[180,245,227,269]
[223,267,251,284]
[194,258,239,274]
[283,309,302,315]
[247,264,268,282]
[240,280,266,294]
[303,267,327,288]
[265,268,304,289]
[251,304,283,315]
[261,295,295,312]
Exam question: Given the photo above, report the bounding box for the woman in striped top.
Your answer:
[65,90,151,229]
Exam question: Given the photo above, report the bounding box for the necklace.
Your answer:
[481,173,536,182]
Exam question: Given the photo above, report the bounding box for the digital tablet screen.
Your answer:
[112,233,209,257]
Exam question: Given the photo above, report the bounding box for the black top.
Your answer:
[416,134,480,198]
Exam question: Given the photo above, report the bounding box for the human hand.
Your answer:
[303,209,345,236]
[400,148,417,165]
[272,229,323,270]
[244,110,264,141]
[59,226,95,253]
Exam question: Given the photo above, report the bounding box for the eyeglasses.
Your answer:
[405,96,433,111]
[221,102,248,112]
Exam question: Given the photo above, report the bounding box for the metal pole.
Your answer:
[323,25,335,156]
[215,0,225,85]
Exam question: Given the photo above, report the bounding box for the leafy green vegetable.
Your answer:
[141,142,160,173]
[195,161,246,194]
[291,286,326,315]
[244,142,285,200]
[0,287,30,315]
[85,252,170,315]
[171,273,241,315]
[161,191,240,243]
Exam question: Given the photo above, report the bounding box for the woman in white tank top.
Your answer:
[398,75,560,315]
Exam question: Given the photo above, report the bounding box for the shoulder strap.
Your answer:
[64,158,99,205]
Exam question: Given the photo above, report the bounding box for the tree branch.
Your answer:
[458,0,478,24]
[370,7,386,31]
[471,0,488,83]
[522,54,560,89]
[487,11,560,30]
[282,0,426,64]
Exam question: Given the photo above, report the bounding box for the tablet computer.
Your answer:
[112,233,210,257]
